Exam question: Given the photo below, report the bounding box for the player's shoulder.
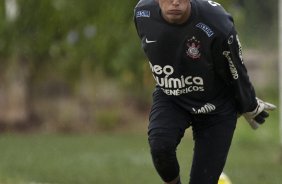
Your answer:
[134,0,158,21]
[194,0,234,36]
[135,0,157,10]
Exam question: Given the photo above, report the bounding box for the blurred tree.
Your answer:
[228,0,278,47]
[0,0,144,127]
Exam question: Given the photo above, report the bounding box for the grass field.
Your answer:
[0,111,281,184]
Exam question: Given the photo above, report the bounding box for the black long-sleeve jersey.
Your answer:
[134,0,257,114]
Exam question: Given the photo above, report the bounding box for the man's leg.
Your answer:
[148,92,191,184]
[189,113,237,184]
[149,129,183,184]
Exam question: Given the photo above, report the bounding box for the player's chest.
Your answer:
[141,23,213,68]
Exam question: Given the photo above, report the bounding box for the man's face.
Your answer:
[158,0,190,24]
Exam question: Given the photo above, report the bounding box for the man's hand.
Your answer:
[243,98,276,129]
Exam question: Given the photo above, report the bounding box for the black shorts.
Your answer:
[148,91,237,184]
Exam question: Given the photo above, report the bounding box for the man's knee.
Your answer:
[149,138,179,182]
[149,138,176,159]
[148,127,184,182]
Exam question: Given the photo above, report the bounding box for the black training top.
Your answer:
[134,0,257,114]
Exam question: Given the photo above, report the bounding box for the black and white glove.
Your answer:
[243,98,276,129]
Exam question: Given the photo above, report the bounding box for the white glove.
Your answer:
[243,98,276,129]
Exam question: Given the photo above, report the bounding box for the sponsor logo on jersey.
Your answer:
[192,103,216,114]
[196,23,214,37]
[149,62,205,96]
[236,35,244,63]
[186,37,201,59]
[227,34,244,64]
[228,35,234,44]
[136,10,150,18]
[208,1,221,7]
[223,51,239,79]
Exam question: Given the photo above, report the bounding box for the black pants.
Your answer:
[148,94,237,184]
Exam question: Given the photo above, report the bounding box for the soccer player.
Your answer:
[133,0,276,184]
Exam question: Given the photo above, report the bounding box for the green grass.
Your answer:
[0,133,158,184]
[0,111,281,184]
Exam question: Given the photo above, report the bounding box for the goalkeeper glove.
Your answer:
[243,98,276,129]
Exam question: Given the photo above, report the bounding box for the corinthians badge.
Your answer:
[186,36,201,59]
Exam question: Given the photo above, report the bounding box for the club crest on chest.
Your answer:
[186,36,201,60]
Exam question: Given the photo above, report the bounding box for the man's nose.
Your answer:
[172,0,180,6]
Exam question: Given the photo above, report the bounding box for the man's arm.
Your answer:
[214,28,276,129]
